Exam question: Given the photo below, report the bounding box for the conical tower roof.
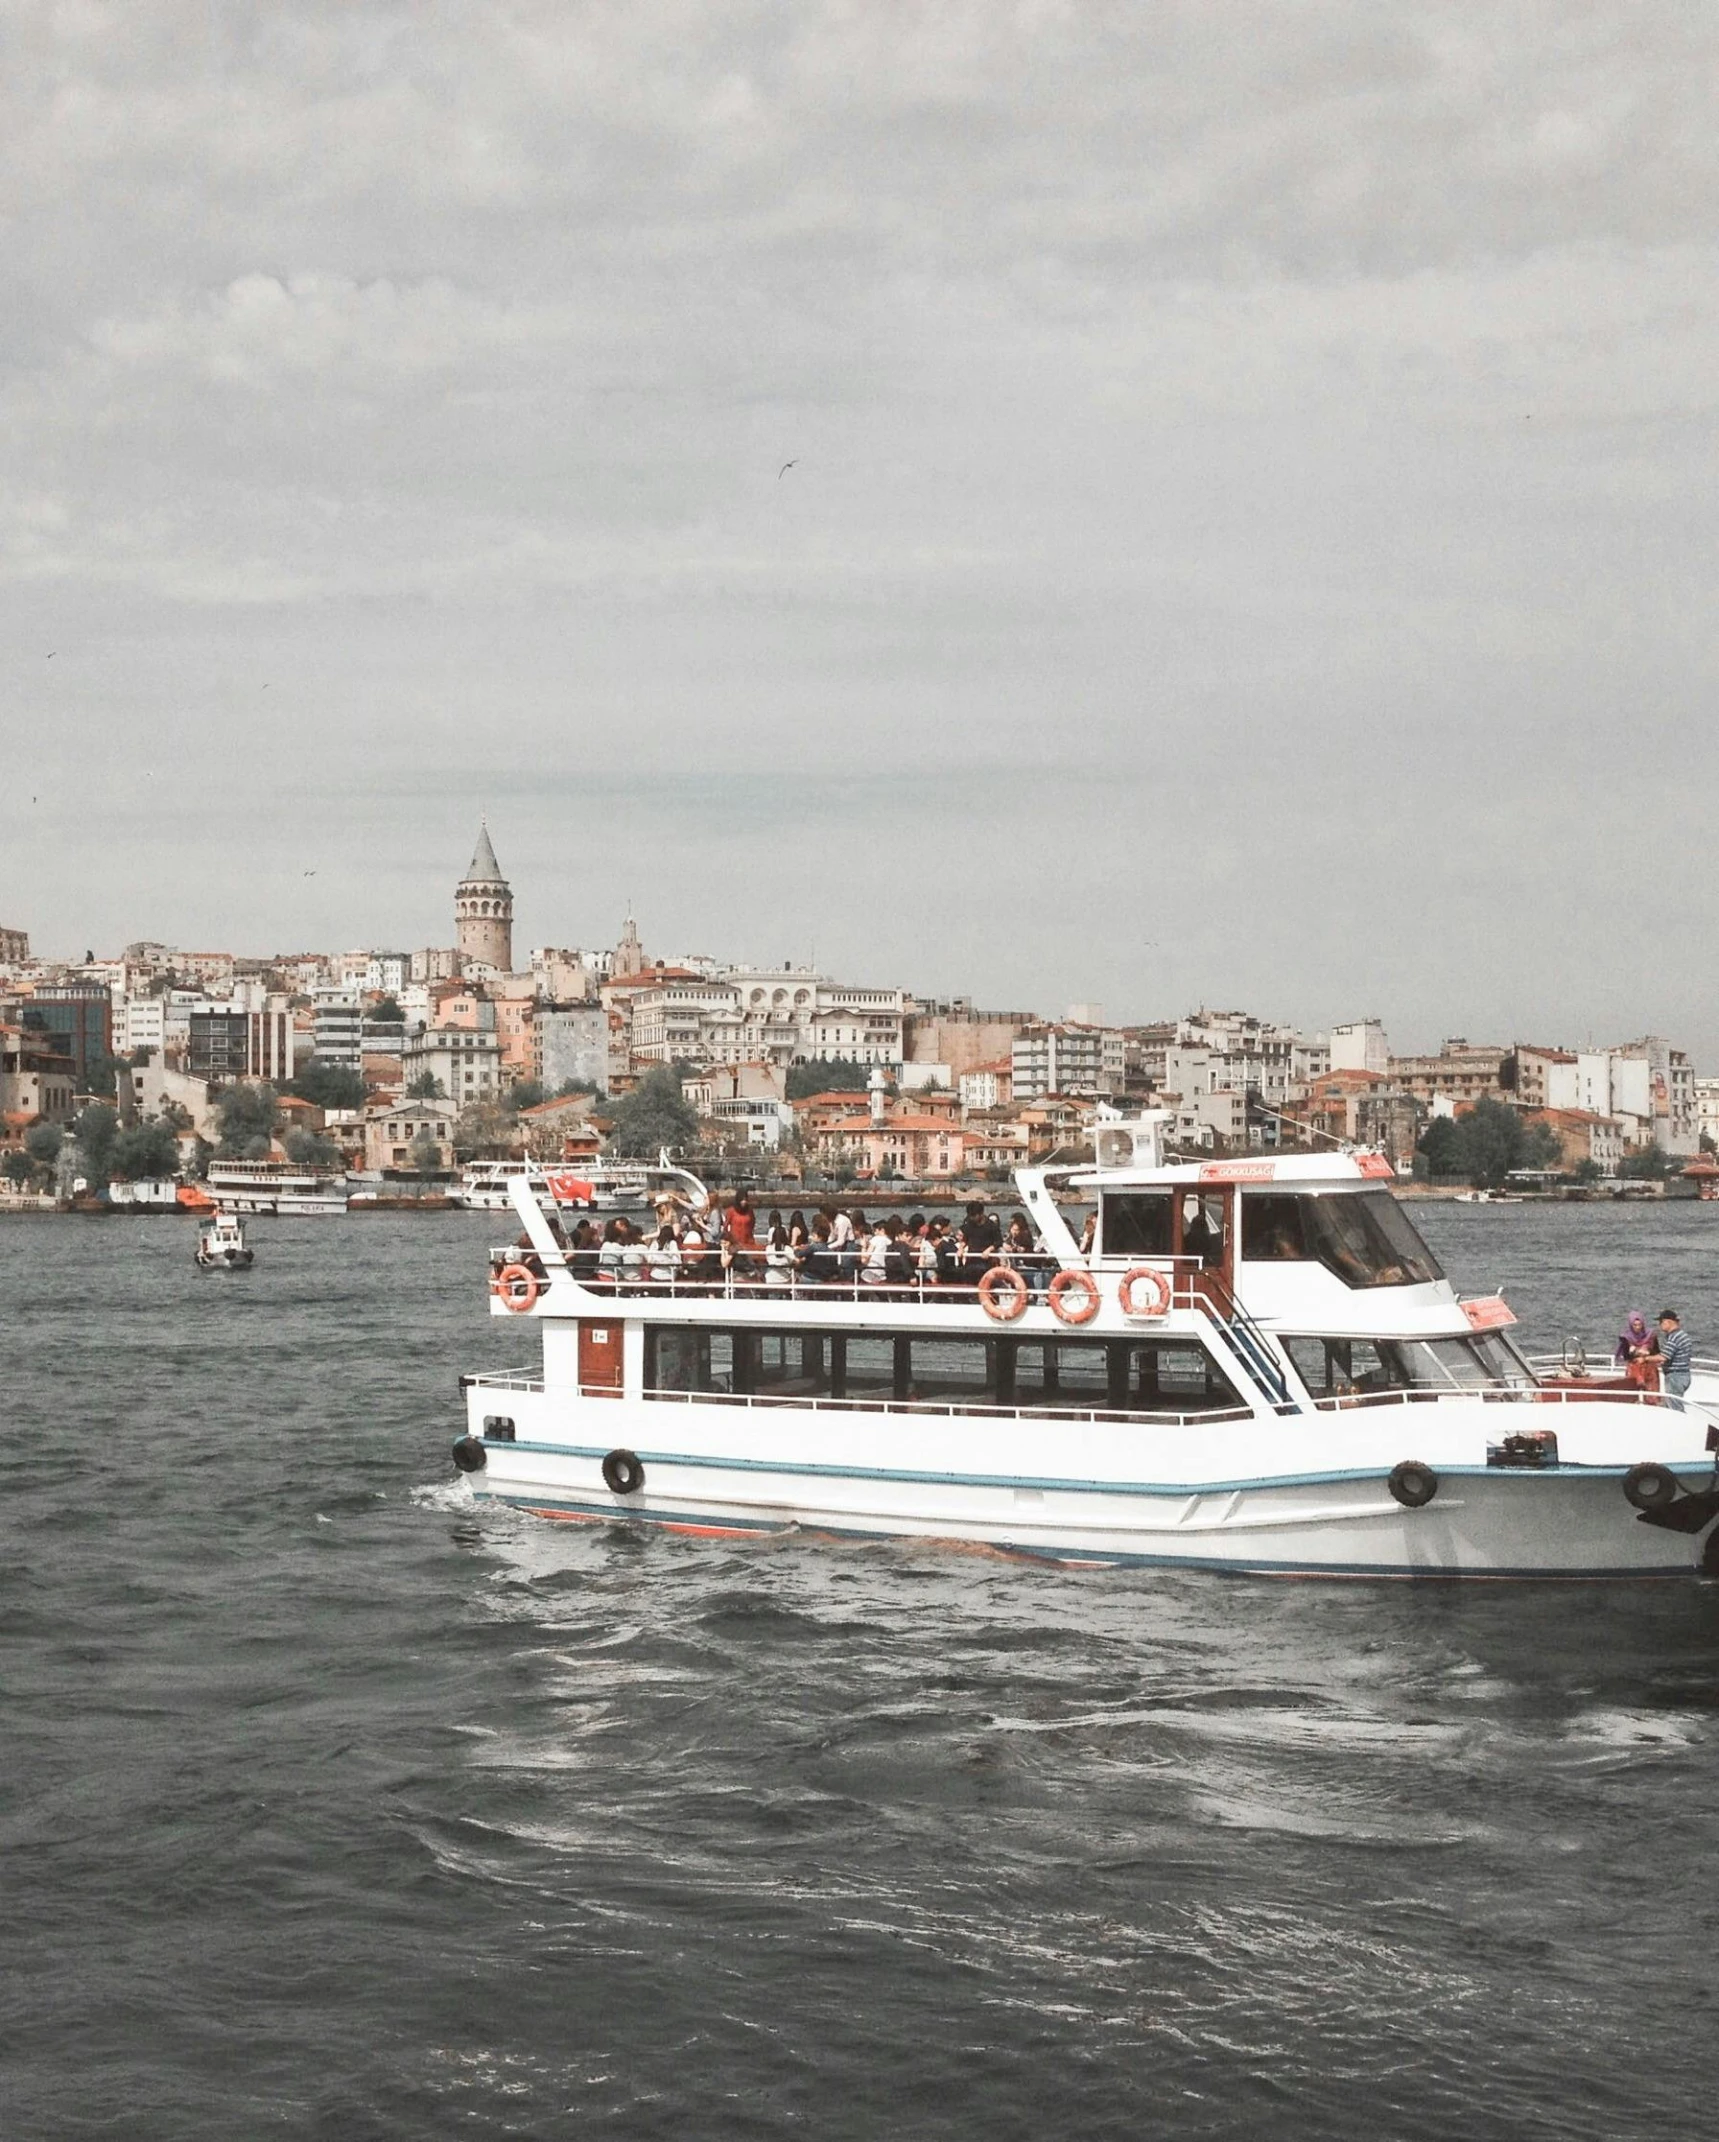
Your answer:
[461,821,506,886]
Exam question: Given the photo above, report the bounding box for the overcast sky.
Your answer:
[4,3,1716,1056]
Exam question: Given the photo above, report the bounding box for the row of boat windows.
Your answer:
[1100,1189,1444,1290]
[1286,1332,1534,1396]
[643,1329,1247,1413]
[637,1325,1536,1411]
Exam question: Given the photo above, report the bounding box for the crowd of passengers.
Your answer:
[516,1189,1095,1294]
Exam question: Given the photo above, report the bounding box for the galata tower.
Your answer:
[455,822,513,972]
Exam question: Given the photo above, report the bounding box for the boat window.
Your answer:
[841,1336,900,1400]
[1241,1194,1308,1261]
[1014,1340,1114,1409]
[749,1332,832,1397]
[1299,1193,1442,1288]
[1101,1192,1173,1258]
[643,1326,1247,1415]
[647,1328,737,1394]
[1178,1191,1227,1269]
[905,1337,997,1401]
[1283,1333,1533,1398]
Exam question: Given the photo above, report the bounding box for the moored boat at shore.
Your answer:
[452,1113,1719,1579]
[453,1157,709,1214]
[205,1160,349,1215]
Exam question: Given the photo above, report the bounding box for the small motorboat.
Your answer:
[195,1211,255,1270]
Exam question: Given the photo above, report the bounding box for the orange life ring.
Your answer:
[494,1262,542,1313]
[977,1264,1030,1322]
[1118,1264,1172,1320]
[1048,1268,1102,1325]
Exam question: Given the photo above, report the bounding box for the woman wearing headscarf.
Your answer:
[1615,1311,1661,1390]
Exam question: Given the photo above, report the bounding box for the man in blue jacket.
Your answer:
[1658,1309,1693,1399]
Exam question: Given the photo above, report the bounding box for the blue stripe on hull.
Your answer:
[486,1436,1666,1500]
[480,1488,1698,1581]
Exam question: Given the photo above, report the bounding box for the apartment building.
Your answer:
[401,1026,502,1104]
[1011,1024,1126,1101]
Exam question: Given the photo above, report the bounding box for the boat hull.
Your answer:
[459,1393,1717,1578]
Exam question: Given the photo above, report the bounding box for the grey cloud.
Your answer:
[3,2,1717,1056]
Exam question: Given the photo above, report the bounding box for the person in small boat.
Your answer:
[1615,1311,1660,1389]
[1658,1309,1693,1399]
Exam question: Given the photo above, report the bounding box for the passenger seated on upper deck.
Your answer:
[644,1224,682,1291]
[568,1218,600,1283]
[802,1213,838,1285]
[597,1216,633,1288]
[953,1200,1001,1288]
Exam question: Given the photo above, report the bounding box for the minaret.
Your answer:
[455,822,513,973]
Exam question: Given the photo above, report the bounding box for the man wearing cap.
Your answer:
[1658,1309,1693,1399]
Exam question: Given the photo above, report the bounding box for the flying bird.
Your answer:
[45,652,54,659]
[778,460,797,479]
[304,869,316,876]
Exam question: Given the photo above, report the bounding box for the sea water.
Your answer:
[5,1203,1718,2139]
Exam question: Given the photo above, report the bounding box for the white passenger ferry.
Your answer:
[454,1158,710,1213]
[205,1161,348,1215]
[452,1114,1719,1579]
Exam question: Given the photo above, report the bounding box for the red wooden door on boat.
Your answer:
[579,1320,624,1397]
[1174,1186,1235,1308]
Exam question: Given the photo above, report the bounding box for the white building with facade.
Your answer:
[1329,1020,1390,1075]
[1011,1024,1127,1101]
[312,990,363,1070]
[402,1026,502,1105]
[629,968,904,1070]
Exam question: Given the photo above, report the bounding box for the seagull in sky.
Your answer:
[778,460,797,478]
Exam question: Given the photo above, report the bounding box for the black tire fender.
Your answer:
[1388,1460,1439,1510]
[452,1434,487,1474]
[1622,1462,1679,1513]
[602,1448,645,1496]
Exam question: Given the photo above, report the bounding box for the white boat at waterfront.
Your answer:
[194,1210,254,1270]
[205,1161,349,1216]
[452,1113,1719,1578]
[453,1158,709,1214]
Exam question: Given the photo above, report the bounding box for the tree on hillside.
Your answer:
[290,1059,367,1111]
[285,1127,342,1170]
[453,1099,517,1160]
[71,1101,119,1186]
[3,1149,32,1185]
[405,1071,445,1101]
[372,995,404,1024]
[409,1133,444,1178]
[606,1066,698,1157]
[24,1122,63,1168]
[1620,1145,1671,1180]
[1415,1117,1462,1180]
[112,1119,181,1180]
[214,1083,280,1158]
[786,1058,870,1100]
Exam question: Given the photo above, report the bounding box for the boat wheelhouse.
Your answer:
[453,1114,1719,1578]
